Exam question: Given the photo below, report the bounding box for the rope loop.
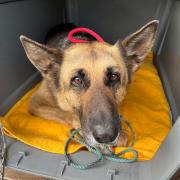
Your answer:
[64,117,138,169]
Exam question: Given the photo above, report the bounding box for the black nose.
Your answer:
[93,126,118,144]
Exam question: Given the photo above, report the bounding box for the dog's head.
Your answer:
[20,20,158,146]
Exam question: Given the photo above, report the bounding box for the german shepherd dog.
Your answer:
[20,20,158,148]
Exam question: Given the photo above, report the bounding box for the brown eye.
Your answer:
[110,74,119,81]
[72,76,83,85]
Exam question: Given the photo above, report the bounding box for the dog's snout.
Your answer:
[84,89,120,144]
[93,126,118,144]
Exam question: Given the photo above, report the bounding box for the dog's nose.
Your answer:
[93,126,118,144]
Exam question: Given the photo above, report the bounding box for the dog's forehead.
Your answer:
[64,42,113,59]
[59,42,128,89]
[62,42,125,70]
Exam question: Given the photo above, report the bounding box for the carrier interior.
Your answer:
[0,0,180,179]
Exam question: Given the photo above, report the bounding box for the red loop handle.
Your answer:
[68,27,104,43]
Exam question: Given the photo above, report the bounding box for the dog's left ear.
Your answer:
[116,20,159,80]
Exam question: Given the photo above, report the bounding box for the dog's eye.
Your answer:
[105,67,121,87]
[110,74,119,81]
[72,76,83,86]
[106,73,120,87]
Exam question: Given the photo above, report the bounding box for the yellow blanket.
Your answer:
[2,52,171,161]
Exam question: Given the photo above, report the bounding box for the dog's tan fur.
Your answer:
[20,20,158,147]
[28,42,128,131]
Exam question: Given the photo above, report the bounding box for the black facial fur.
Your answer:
[71,69,90,91]
[104,67,121,88]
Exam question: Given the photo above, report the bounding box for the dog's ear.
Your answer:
[20,36,62,76]
[116,20,159,81]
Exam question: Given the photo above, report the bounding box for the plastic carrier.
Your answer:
[0,0,180,179]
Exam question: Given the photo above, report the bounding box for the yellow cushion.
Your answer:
[2,52,171,161]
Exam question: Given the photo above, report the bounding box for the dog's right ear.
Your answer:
[20,36,62,76]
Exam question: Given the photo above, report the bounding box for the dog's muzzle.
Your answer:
[86,108,121,145]
[92,125,118,144]
[82,89,121,145]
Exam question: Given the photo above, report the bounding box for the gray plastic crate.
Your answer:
[1,117,180,180]
[1,0,180,179]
